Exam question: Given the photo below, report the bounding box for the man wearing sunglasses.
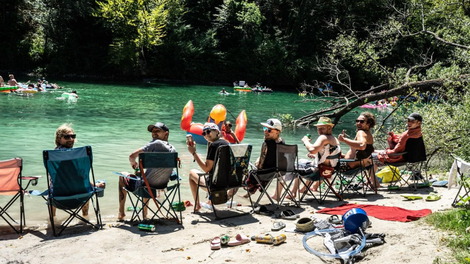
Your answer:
[117,122,176,220]
[54,123,106,218]
[245,118,286,200]
[187,122,230,212]
[374,113,424,164]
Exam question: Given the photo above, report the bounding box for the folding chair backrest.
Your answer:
[276,144,298,173]
[211,144,252,189]
[139,152,178,169]
[43,146,93,196]
[0,158,22,195]
[404,137,426,162]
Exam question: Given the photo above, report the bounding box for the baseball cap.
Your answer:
[260,118,282,132]
[203,122,220,131]
[407,113,422,122]
[314,117,334,127]
[147,122,169,132]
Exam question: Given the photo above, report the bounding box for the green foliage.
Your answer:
[276,113,294,129]
[425,209,470,263]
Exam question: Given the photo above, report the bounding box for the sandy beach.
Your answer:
[0,183,458,264]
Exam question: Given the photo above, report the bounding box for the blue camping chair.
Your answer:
[125,152,183,225]
[34,146,103,236]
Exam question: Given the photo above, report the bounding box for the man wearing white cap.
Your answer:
[187,122,229,212]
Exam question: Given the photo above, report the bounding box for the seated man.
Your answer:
[187,123,230,212]
[244,119,285,200]
[338,112,380,188]
[118,122,176,220]
[54,124,106,218]
[373,113,424,164]
[289,117,341,197]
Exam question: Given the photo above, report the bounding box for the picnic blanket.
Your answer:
[317,204,432,222]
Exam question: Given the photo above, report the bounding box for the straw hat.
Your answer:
[314,117,334,127]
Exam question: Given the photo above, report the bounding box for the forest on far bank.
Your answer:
[2,0,470,91]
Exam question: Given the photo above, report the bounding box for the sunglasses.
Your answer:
[226,124,232,127]
[355,120,365,124]
[202,129,212,136]
[407,119,416,122]
[263,127,273,133]
[63,134,76,139]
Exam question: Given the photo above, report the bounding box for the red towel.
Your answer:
[317,204,432,222]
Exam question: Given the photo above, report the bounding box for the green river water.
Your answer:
[0,80,391,224]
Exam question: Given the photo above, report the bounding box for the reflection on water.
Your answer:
[0,81,377,224]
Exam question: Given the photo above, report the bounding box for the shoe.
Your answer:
[401,195,423,200]
[281,209,299,220]
[227,234,250,246]
[426,192,441,201]
[210,237,221,250]
[254,205,274,216]
[271,221,286,231]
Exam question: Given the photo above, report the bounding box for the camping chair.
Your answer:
[383,137,428,190]
[125,152,183,225]
[0,158,40,234]
[195,144,253,219]
[35,146,103,236]
[450,155,470,207]
[337,156,377,197]
[297,153,343,204]
[252,144,300,208]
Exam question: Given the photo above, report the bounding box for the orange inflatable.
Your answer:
[180,100,247,144]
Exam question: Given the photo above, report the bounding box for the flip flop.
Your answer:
[210,237,221,250]
[401,195,423,201]
[432,180,448,187]
[227,234,250,246]
[271,221,286,231]
[328,215,342,225]
[426,192,441,201]
[254,205,274,216]
[281,209,299,220]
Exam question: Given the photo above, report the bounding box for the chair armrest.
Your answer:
[22,175,41,186]
[387,152,406,157]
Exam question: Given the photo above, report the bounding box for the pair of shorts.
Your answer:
[123,174,143,192]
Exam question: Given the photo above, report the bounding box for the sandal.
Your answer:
[426,192,441,201]
[210,237,221,250]
[254,205,274,216]
[271,221,286,231]
[281,209,299,220]
[328,215,342,225]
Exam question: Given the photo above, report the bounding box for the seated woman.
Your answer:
[338,112,380,188]
[289,117,341,198]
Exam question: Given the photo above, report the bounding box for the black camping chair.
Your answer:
[195,144,253,219]
[337,156,378,197]
[383,137,428,190]
[251,144,300,208]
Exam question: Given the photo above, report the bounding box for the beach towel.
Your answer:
[317,204,432,222]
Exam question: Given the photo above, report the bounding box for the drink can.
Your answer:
[138,224,155,232]
[306,134,311,139]
[252,234,273,244]
[220,235,230,245]
[272,234,286,245]
[127,206,141,211]
[186,134,194,146]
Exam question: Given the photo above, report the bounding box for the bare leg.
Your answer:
[143,198,149,219]
[270,182,284,201]
[189,169,203,211]
[82,202,89,217]
[118,177,127,220]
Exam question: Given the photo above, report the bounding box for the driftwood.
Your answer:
[294,79,444,126]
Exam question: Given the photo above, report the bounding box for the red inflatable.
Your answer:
[180,100,247,144]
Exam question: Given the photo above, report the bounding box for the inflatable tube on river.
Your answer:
[180,100,247,145]
[359,103,389,109]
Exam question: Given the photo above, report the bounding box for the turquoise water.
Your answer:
[0,81,388,224]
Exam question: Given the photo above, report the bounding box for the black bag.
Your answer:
[211,190,228,205]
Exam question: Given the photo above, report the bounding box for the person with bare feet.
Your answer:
[118,122,176,220]
[188,123,229,212]
[53,124,106,219]
[288,117,341,199]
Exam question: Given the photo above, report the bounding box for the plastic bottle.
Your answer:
[220,235,230,245]
[251,234,274,244]
[226,200,238,208]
